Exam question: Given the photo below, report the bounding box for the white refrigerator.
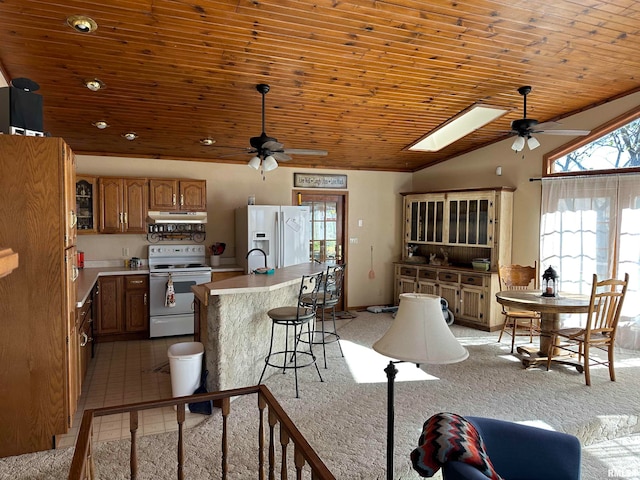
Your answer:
[236,205,311,273]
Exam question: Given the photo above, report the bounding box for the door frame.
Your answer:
[292,189,349,311]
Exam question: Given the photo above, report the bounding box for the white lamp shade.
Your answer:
[262,155,278,172]
[373,293,468,364]
[511,136,525,152]
[527,135,541,150]
[248,156,261,169]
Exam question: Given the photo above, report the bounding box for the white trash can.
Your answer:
[167,342,204,398]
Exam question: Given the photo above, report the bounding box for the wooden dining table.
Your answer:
[495,290,591,368]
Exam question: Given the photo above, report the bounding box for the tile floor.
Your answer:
[56,335,206,449]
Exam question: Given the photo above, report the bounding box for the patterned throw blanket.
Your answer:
[410,412,503,479]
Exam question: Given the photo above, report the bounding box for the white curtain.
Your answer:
[540,174,640,349]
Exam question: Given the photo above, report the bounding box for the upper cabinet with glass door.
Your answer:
[446,192,495,247]
[403,189,512,250]
[405,194,446,244]
[76,175,98,234]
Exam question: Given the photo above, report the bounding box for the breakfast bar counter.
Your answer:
[193,262,326,392]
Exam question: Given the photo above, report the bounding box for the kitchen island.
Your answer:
[192,262,326,392]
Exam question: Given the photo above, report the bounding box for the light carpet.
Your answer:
[2,311,640,479]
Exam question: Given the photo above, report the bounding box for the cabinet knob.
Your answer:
[80,332,89,347]
[144,293,147,305]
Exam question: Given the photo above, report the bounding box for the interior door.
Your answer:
[292,190,347,311]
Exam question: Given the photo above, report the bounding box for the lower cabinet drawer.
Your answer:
[438,271,459,283]
[399,266,418,277]
[460,274,485,287]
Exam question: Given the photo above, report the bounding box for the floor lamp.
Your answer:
[372,293,469,480]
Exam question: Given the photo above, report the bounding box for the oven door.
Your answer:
[149,271,207,317]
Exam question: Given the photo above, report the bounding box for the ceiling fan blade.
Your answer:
[262,140,284,151]
[538,129,591,136]
[533,121,562,130]
[272,152,292,161]
[283,148,328,156]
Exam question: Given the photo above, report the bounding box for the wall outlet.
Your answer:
[349,237,358,244]
[122,247,129,257]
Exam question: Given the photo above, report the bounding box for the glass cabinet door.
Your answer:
[448,196,493,246]
[76,175,97,234]
[406,196,444,243]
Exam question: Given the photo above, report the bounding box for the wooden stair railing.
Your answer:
[68,384,334,480]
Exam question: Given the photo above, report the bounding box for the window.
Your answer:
[545,105,640,176]
[540,175,640,349]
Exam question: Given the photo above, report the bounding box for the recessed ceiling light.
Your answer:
[84,78,105,91]
[122,132,138,141]
[92,121,109,129]
[67,15,98,34]
[406,104,508,152]
[200,138,216,146]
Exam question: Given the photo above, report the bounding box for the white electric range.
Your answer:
[148,245,211,338]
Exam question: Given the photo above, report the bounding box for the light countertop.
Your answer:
[201,262,326,296]
[76,266,149,308]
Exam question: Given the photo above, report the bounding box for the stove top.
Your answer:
[148,245,211,273]
[152,263,209,270]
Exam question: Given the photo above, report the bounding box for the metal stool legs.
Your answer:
[314,303,344,369]
[258,318,323,398]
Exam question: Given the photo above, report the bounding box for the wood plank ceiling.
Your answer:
[0,0,639,172]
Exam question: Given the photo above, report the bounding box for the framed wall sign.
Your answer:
[293,173,347,189]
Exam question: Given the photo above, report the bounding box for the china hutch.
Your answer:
[395,187,514,331]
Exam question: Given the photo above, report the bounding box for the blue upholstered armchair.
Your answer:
[442,416,581,480]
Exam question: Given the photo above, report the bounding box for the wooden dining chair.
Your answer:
[497,263,541,353]
[546,273,629,386]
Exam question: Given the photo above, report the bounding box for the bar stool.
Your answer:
[258,271,324,398]
[299,264,346,368]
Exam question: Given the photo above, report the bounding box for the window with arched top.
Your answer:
[544,105,640,176]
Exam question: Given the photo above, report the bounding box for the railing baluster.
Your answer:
[268,407,277,480]
[177,403,185,480]
[294,444,305,480]
[258,393,267,480]
[129,410,139,479]
[280,426,290,480]
[221,397,230,479]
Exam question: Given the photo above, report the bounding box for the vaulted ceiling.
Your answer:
[1,1,639,172]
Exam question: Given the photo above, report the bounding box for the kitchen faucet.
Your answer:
[246,248,268,272]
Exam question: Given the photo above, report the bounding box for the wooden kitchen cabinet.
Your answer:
[149,178,207,211]
[0,136,77,456]
[97,276,123,335]
[96,274,149,342]
[124,275,149,333]
[98,177,148,234]
[76,293,94,395]
[76,174,98,233]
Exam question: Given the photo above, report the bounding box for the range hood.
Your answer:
[147,211,207,224]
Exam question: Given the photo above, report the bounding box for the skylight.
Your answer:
[407,104,508,152]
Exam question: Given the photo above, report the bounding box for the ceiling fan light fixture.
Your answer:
[407,104,508,152]
[527,135,541,150]
[262,155,278,172]
[511,136,526,152]
[248,156,261,169]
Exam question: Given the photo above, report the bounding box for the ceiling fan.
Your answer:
[227,84,328,174]
[509,86,591,152]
